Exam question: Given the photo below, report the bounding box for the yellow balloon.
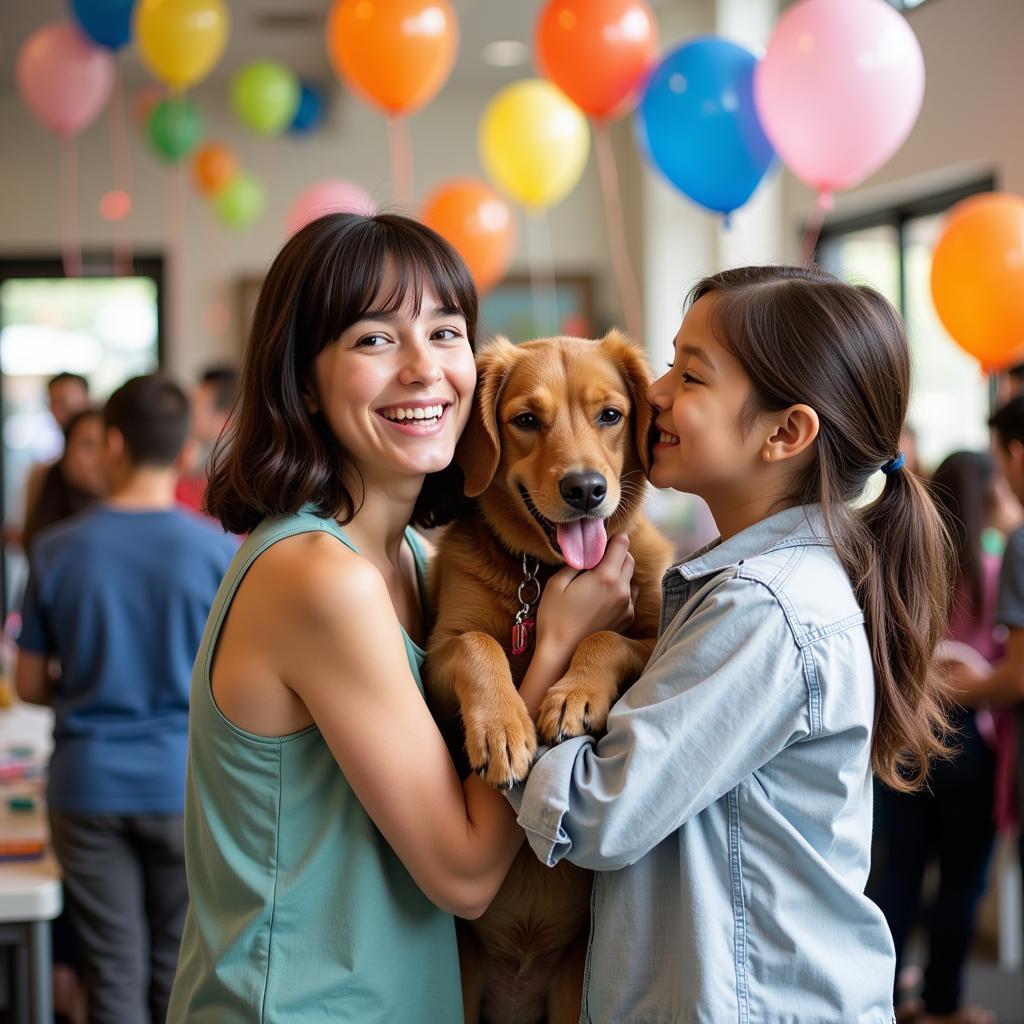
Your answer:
[479,80,590,210]
[134,0,229,89]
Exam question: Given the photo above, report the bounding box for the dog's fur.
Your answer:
[425,331,673,1024]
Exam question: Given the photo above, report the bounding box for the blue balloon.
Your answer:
[289,82,327,136]
[636,36,775,216]
[71,0,136,50]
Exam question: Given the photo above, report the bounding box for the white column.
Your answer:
[715,0,784,270]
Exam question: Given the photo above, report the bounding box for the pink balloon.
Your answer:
[286,180,378,237]
[754,0,924,205]
[16,21,116,138]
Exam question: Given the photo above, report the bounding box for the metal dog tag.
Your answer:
[511,617,535,656]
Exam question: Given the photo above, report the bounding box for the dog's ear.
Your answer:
[601,328,654,476]
[456,336,519,497]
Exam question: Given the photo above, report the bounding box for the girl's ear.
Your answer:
[762,404,819,464]
[455,337,518,497]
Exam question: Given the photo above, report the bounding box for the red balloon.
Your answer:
[536,0,659,120]
[421,179,516,293]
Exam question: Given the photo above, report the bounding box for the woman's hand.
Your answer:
[535,533,636,659]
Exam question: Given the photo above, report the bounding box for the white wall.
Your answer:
[0,81,627,382]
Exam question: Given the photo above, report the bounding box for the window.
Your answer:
[815,179,994,470]
[0,254,163,615]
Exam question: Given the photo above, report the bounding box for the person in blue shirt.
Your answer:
[15,373,238,1024]
[509,264,954,1023]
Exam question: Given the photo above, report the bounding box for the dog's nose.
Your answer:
[559,472,607,513]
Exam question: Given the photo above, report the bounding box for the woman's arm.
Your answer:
[265,535,633,919]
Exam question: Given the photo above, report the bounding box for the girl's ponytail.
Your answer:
[690,265,954,792]
[852,461,953,790]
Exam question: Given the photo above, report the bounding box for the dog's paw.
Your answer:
[537,675,613,745]
[463,698,538,790]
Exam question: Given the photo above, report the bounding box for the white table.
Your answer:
[0,701,59,1024]
[0,851,60,1024]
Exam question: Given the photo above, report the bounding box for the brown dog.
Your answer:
[425,331,673,1024]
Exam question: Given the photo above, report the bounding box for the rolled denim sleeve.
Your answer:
[514,575,812,870]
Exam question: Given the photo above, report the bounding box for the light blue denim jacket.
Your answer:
[509,505,896,1024]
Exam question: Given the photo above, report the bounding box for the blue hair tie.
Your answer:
[881,452,905,475]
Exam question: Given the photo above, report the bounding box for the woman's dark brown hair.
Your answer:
[205,212,479,534]
[689,265,953,792]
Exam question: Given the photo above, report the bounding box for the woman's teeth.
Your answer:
[380,404,445,423]
[659,431,679,445]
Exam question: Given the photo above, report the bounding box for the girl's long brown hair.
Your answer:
[690,265,953,792]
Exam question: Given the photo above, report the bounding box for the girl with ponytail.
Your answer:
[508,265,955,1022]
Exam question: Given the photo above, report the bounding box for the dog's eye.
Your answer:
[511,413,539,430]
[598,408,623,425]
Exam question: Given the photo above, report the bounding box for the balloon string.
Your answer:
[387,116,413,210]
[167,160,187,354]
[60,138,82,279]
[108,67,134,277]
[801,191,834,266]
[526,209,559,337]
[593,120,643,342]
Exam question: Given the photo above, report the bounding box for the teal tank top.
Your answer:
[168,508,463,1023]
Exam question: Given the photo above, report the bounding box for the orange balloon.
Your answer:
[326,0,458,116]
[421,179,516,293]
[192,143,239,196]
[931,193,1024,371]
[536,0,659,119]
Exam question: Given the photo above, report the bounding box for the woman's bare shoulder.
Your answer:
[247,531,386,615]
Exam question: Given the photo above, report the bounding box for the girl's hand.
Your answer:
[536,533,635,658]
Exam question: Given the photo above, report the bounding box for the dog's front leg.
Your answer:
[430,632,537,789]
[537,634,656,744]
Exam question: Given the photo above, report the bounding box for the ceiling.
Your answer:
[0,0,588,93]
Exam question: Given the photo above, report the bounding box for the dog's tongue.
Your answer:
[556,518,608,571]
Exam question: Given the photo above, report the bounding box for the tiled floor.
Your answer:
[900,952,1023,1023]
[963,956,1024,1024]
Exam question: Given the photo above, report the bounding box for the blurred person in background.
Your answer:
[45,372,91,433]
[871,451,1014,1024]
[994,363,1024,406]
[14,374,238,1024]
[23,407,106,553]
[18,404,105,1022]
[175,364,238,514]
[947,396,1024,1016]
[6,372,92,549]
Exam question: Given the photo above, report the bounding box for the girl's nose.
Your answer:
[647,373,671,408]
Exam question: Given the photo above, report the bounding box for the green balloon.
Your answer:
[215,173,266,229]
[147,97,203,163]
[230,60,300,136]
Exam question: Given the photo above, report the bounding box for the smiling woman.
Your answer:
[167,213,637,1024]
[206,214,479,535]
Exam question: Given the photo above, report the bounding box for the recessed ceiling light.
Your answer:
[482,40,529,68]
